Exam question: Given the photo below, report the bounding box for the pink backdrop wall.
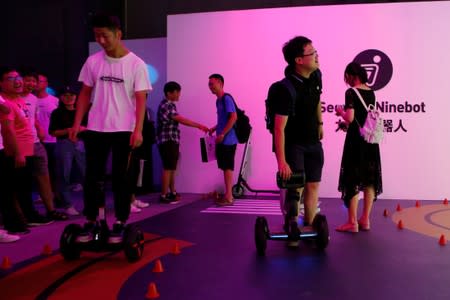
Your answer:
[166,1,450,200]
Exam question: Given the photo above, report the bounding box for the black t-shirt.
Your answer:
[269,70,322,145]
[49,107,88,140]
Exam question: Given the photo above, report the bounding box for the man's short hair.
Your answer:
[164,81,181,96]
[21,68,39,81]
[91,13,121,31]
[282,36,312,66]
[209,73,224,84]
[0,66,16,81]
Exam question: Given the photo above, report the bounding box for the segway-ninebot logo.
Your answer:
[353,49,393,91]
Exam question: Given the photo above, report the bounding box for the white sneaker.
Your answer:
[299,201,321,217]
[134,199,149,208]
[0,229,20,243]
[65,206,80,216]
[130,204,142,213]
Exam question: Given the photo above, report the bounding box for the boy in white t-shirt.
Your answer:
[71,13,152,244]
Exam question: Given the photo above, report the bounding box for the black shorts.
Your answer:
[285,142,324,182]
[158,141,179,170]
[216,143,237,171]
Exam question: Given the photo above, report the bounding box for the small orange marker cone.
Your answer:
[396,204,402,212]
[152,259,164,273]
[172,242,181,255]
[1,256,12,269]
[383,209,389,217]
[443,198,448,205]
[146,282,160,299]
[42,244,52,256]
[397,220,404,229]
[439,234,447,246]
[415,200,421,208]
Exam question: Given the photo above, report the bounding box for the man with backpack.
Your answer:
[267,36,324,244]
[208,74,238,206]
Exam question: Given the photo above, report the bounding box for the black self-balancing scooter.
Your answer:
[60,210,145,263]
[254,172,329,256]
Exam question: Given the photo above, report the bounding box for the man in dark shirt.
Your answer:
[269,36,324,236]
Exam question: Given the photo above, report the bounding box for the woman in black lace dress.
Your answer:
[335,62,382,233]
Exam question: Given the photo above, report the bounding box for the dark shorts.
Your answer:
[158,141,179,170]
[285,142,324,182]
[216,143,237,171]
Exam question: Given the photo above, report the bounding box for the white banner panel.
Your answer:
[167,1,450,200]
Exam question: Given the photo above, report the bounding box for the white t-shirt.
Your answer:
[36,94,59,143]
[21,93,40,143]
[78,51,152,132]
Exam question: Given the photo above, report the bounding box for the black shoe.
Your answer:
[76,221,96,243]
[159,194,178,204]
[47,210,69,221]
[27,213,54,226]
[167,192,181,202]
[108,222,125,244]
[6,223,30,235]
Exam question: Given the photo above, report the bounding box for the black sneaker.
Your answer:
[108,222,125,244]
[167,192,181,202]
[47,210,69,221]
[27,213,54,226]
[6,223,30,235]
[159,194,178,204]
[76,221,96,243]
[159,195,173,204]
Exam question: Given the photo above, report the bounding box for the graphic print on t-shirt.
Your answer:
[100,76,124,83]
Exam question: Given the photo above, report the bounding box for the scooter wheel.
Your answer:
[232,184,244,198]
[123,224,145,263]
[60,224,82,260]
[312,214,330,250]
[255,216,269,256]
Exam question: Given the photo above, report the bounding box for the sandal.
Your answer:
[358,220,371,231]
[215,198,234,206]
[336,223,358,233]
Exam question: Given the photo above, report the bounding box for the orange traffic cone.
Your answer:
[146,282,160,299]
[396,204,402,212]
[397,220,404,229]
[443,198,449,205]
[172,242,181,255]
[383,209,389,217]
[152,259,164,273]
[42,244,52,256]
[415,200,421,208]
[439,234,447,246]
[1,256,12,269]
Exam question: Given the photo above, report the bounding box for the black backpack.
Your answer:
[265,70,322,134]
[265,78,296,134]
[223,93,252,144]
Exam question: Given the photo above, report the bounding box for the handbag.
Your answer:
[200,135,216,162]
[352,88,384,144]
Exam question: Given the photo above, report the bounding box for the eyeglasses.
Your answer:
[301,50,318,57]
[5,76,23,82]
